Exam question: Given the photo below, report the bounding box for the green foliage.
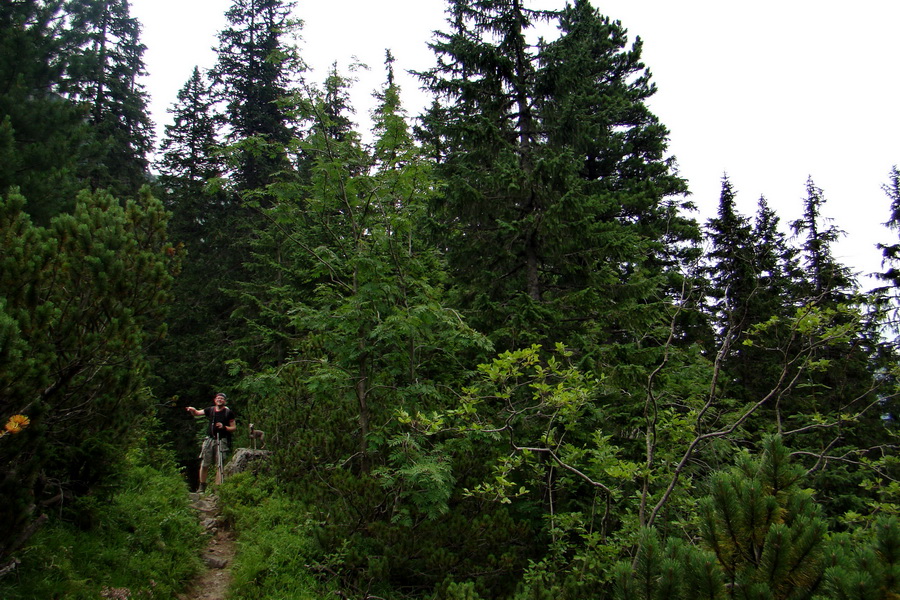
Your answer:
[374,435,456,526]
[0,0,91,222]
[437,580,485,600]
[699,439,828,598]
[0,0,155,218]
[226,65,519,598]
[417,0,699,349]
[217,472,328,600]
[613,529,722,600]
[821,517,900,599]
[211,0,300,192]
[218,468,537,598]
[615,437,830,600]
[0,187,178,560]
[0,426,203,599]
[414,344,623,508]
[414,343,649,595]
[64,0,154,196]
[151,65,240,460]
[1,0,891,597]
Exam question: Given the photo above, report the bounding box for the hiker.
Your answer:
[186,393,236,493]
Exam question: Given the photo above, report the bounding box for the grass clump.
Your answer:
[0,430,204,599]
[218,471,329,599]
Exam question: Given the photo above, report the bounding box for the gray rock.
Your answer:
[204,556,229,569]
[224,448,272,476]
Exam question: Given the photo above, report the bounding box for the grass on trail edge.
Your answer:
[0,442,205,600]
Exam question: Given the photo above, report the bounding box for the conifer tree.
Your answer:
[791,178,856,305]
[64,0,154,195]
[152,67,234,455]
[158,67,222,203]
[774,178,890,519]
[412,3,710,590]
[537,0,698,330]
[751,196,801,318]
[703,183,803,409]
[705,176,756,335]
[822,517,900,599]
[417,0,698,350]
[157,0,306,401]
[210,0,299,194]
[615,437,830,600]
[0,0,92,222]
[875,166,900,330]
[417,0,550,344]
[727,196,802,406]
[787,178,871,416]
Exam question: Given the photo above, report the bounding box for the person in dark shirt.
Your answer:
[186,393,236,493]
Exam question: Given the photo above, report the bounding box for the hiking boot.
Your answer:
[198,482,207,494]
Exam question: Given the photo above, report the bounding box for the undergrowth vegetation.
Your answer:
[0,425,203,600]
[217,471,329,599]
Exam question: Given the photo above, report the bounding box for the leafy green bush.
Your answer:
[0,433,203,599]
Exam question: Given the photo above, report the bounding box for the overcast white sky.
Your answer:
[131,0,900,288]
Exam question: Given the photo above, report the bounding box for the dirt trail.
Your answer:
[177,492,237,600]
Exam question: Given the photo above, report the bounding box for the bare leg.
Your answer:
[199,466,209,491]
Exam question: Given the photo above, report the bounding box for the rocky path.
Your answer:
[177,492,236,600]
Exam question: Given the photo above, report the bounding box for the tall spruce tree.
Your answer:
[0,0,92,222]
[152,67,234,458]
[779,178,891,519]
[705,176,756,336]
[733,197,802,406]
[154,0,305,419]
[536,0,698,340]
[876,166,900,329]
[417,0,550,345]
[64,0,154,195]
[417,0,698,350]
[158,67,222,204]
[703,182,804,409]
[199,0,306,378]
[751,196,801,318]
[210,0,298,194]
[791,178,855,305]
[411,3,712,590]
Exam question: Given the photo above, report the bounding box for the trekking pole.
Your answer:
[215,431,224,485]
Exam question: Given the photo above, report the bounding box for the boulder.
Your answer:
[224,448,271,477]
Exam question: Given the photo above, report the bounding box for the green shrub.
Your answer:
[219,471,328,599]
[0,435,203,599]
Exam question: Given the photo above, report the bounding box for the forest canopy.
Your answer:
[1,1,898,598]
